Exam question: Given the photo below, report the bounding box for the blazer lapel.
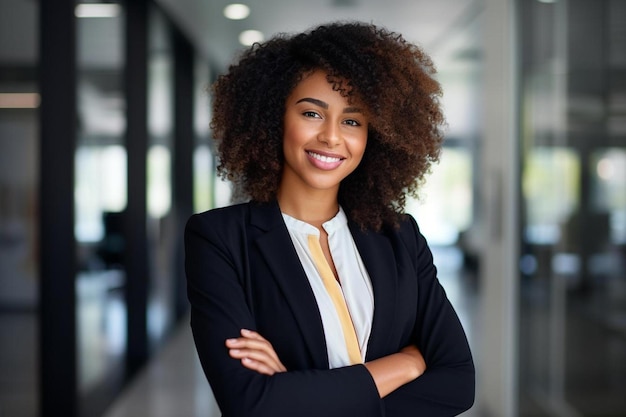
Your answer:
[349,223,398,361]
[249,202,329,369]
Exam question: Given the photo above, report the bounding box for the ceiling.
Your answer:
[155,0,484,74]
[0,0,484,138]
[0,0,483,75]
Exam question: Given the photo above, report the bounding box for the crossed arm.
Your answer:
[226,328,427,397]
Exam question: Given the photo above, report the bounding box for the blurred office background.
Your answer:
[0,0,624,416]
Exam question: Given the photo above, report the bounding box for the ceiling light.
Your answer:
[224,4,250,20]
[332,0,358,6]
[75,4,121,18]
[239,30,264,46]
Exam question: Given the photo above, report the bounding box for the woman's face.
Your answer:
[280,70,368,196]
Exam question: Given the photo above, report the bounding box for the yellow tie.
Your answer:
[307,234,362,365]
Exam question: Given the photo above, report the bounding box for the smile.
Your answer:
[307,151,343,163]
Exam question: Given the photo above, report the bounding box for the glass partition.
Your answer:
[74,2,127,414]
[146,5,175,347]
[518,0,626,415]
[0,0,40,414]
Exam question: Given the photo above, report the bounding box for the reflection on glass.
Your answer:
[591,148,626,244]
[522,147,580,245]
[75,146,127,243]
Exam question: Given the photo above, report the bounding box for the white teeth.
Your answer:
[308,151,341,163]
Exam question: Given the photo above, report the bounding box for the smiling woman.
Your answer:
[211,23,445,230]
[186,21,474,417]
[280,70,368,201]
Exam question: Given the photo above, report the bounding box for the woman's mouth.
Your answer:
[306,151,345,170]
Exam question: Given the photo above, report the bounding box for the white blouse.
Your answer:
[282,207,374,368]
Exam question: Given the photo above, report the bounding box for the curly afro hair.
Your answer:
[211,21,445,231]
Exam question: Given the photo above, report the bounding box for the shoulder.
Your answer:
[185,200,281,241]
[185,202,254,244]
[188,202,250,224]
[347,211,422,243]
[187,201,248,227]
[386,213,430,268]
[389,213,423,249]
[183,203,257,270]
[348,211,426,255]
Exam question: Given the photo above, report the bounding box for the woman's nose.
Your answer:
[317,122,341,146]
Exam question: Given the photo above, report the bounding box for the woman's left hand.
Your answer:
[226,329,287,375]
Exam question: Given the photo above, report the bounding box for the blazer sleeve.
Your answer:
[382,215,475,415]
[185,212,384,417]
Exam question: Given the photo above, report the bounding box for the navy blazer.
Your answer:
[185,201,474,417]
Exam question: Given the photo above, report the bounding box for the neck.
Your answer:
[277,187,339,227]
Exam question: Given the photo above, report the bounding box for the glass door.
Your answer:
[518,0,626,415]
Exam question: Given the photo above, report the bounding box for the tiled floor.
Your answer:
[101,322,220,417]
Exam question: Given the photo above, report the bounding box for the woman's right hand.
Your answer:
[226,329,287,375]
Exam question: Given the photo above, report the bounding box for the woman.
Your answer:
[185,22,475,416]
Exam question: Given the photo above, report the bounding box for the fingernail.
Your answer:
[241,329,251,334]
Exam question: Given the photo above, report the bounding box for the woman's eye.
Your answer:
[303,111,320,118]
[344,119,361,127]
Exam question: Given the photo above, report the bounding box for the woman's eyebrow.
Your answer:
[296,97,328,108]
[295,97,362,114]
